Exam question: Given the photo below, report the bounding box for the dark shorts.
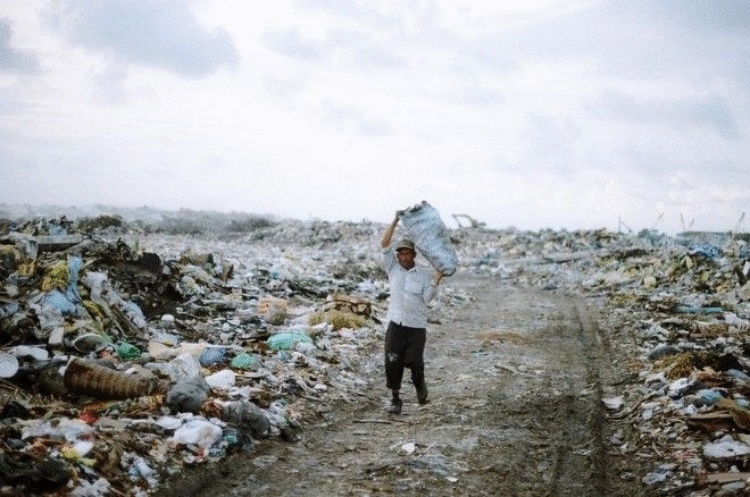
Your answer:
[384,321,426,390]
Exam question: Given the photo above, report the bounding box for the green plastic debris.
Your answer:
[266,331,313,351]
[230,353,257,370]
[116,342,141,360]
[675,305,723,315]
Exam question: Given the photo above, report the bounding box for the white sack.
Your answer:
[398,201,458,276]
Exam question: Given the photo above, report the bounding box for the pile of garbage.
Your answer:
[458,225,750,494]
[2,207,750,495]
[0,213,395,496]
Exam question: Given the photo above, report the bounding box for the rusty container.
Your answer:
[63,357,162,400]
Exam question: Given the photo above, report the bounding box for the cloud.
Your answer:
[46,0,238,77]
[2,2,748,234]
[263,26,406,69]
[0,88,28,117]
[457,2,750,87]
[591,91,740,139]
[265,2,442,70]
[327,28,406,69]
[263,71,309,99]
[263,27,326,62]
[620,2,750,82]
[296,0,416,32]
[91,64,128,104]
[646,1,750,33]
[514,114,581,177]
[0,18,41,74]
[321,101,394,136]
[443,77,505,108]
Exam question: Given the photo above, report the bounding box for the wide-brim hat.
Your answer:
[395,239,415,251]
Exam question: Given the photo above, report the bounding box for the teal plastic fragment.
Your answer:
[267,332,313,351]
[230,353,257,370]
[675,305,723,314]
[117,342,141,360]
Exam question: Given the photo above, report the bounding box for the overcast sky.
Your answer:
[1,1,748,233]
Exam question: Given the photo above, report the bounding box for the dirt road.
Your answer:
[156,273,646,496]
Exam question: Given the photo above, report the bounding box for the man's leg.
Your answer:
[411,366,428,404]
[384,322,405,413]
[404,328,428,404]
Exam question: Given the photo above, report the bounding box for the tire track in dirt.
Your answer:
[471,288,605,496]
[156,275,643,496]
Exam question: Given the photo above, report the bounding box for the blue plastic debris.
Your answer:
[43,289,77,315]
[697,389,724,405]
[687,243,722,260]
[65,256,83,304]
[674,305,723,315]
[267,331,313,351]
[727,369,750,384]
[0,302,19,319]
[199,347,226,366]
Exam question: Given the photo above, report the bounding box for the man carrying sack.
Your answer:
[379,211,446,414]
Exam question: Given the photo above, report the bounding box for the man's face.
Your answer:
[396,248,416,269]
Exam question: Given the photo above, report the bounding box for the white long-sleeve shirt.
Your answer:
[382,247,438,328]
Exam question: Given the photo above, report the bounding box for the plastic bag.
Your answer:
[230,352,258,370]
[171,419,223,449]
[267,331,313,351]
[398,201,458,276]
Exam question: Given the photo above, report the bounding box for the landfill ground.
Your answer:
[4,207,750,496]
[155,272,644,497]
